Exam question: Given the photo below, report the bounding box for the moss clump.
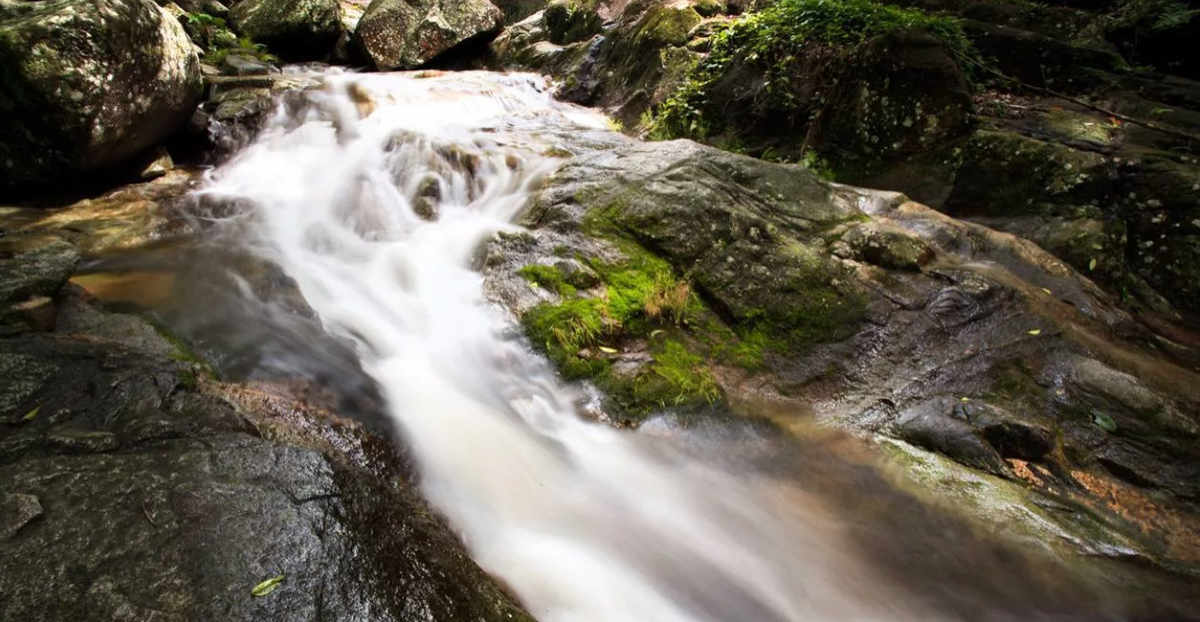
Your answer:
[648,0,971,141]
[519,264,578,297]
[523,297,612,378]
[632,4,703,48]
[520,247,723,413]
[626,339,721,407]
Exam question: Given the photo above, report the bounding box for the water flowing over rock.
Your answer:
[0,0,201,190]
[6,61,1200,621]
[0,243,531,620]
[229,0,343,61]
[352,0,504,70]
[496,135,1200,616]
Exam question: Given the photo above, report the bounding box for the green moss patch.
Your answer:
[520,245,726,414]
[648,0,971,142]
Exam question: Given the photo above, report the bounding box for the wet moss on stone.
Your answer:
[648,0,974,172]
[519,243,723,414]
[652,0,969,139]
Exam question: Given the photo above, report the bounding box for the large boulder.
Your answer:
[0,0,202,190]
[352,0,504,70]
[228,0,342,61]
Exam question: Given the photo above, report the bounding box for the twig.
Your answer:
[957,53,1200,145]
[142,500,158,527]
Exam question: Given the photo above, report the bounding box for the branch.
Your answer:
[956,53,1200,146]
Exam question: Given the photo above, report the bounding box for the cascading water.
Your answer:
[194,70,966,622]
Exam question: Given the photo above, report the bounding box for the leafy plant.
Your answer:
[183,12,277,66]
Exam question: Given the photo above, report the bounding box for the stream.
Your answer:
[181,69,1132,622]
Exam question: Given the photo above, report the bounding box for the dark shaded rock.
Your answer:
[0,494,42,541]
[819,30,976,177]
[896,398,1011,476]
[840,220,935,271]
[44,427,121,454]
[1119,152,1200,314]
[353,0,504,70]
[544,0,603,44]
[494,0,548,23]
[0,0,202,190]
[0,241,80,305]
[229,0,342,61]
[944,131,1115,217]
[980,421,1055,461]
[960,19,1124,92]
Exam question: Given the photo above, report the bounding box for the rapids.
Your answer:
[190,70,1116,622]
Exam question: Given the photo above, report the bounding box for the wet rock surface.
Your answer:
[490,0,1200,323]
[484,137,1200,617]
[0,228,532,622]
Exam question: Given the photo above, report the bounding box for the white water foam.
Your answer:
[198,70,938,622]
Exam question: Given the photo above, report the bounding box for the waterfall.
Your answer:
[197,69,939,622]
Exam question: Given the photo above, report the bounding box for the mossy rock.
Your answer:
[228,0,341,61]
[0,0,201,190]
[840,220,935,271]
[631,3,702,47]
[529,140,869,353]
[943,130,1114,219]
[543,0,603,44]
[648,0,976,171]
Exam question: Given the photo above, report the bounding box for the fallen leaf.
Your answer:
[598,346,618,354]
[649,329,664,338]
[959,397,970,402]
[527,282,540,290]
[1041,288,1052,295]
[1028,329,1042,336]
[1088,258,1097,271]
[252,575,285,597]
[1091,410,1117,433]
[1109,116,1122,127]
[22,405,40,421]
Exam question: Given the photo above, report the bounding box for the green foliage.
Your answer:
[205,37,278,66]
[648,0,972,141]
[183,12,277,65]
[1107,0,1198,34]
[800,150,836,180]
